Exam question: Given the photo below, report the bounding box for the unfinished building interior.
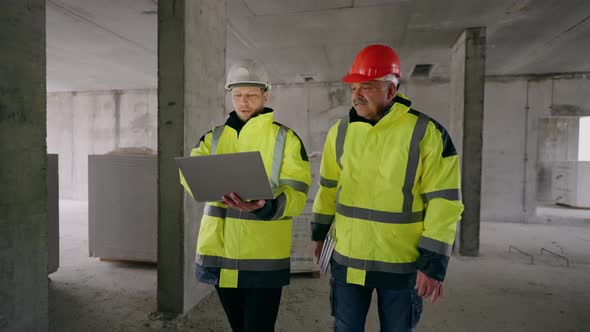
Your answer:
[1,0,590,331]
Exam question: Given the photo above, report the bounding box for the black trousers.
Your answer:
[215,286,283,332]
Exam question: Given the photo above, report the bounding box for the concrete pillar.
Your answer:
[449,27,486,256]
[0,0,48,330]
[157,0,226,313]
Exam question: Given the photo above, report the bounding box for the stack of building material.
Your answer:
[88,148,321,271]
[88,149,157,262]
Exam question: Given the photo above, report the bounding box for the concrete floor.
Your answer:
[50,200,590,332]
[48,200,157,332]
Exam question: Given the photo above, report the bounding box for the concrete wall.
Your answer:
[481,79,528,222]
[267,76,589,224]
[403,81,451,127]
[47,76,590,223]
[47,81,449,201]
[537,117,580,202]
[481,75,589,222]
[47,89,157,200]
[264,80,451,153]
[269,83,349,153]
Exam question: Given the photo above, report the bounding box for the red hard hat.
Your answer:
[342,44,401,83]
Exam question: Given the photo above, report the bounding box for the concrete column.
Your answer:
[157,0,226,314]
[449,27,486,256]
[0,1,48,330]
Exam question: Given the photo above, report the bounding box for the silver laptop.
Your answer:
[175,151,274,202]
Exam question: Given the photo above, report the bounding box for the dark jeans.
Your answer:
[215,286,283,332]
[330,278,423,332]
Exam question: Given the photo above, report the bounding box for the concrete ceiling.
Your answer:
[46,0,590,92]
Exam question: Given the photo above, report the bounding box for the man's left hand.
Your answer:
[416,270,444,303]
[221,192,265,212]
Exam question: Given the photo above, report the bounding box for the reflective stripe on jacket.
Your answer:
[180,108,311,288]
[312,94,464,288]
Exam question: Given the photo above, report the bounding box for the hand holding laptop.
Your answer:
[221,192,265,212]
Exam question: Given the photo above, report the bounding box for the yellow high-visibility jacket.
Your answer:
[312,94,464,288]
[181,108,311,288]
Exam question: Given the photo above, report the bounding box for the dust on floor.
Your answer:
[50,201,590,331]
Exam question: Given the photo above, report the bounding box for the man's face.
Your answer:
[350,80,396,122]
[231,86,268,122]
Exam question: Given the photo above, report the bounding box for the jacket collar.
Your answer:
[349,93,412,126]
[226,107,274,133]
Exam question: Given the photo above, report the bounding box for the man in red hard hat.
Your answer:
[312,44,464,331]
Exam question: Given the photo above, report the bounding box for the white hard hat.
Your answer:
[225,59,271,91]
